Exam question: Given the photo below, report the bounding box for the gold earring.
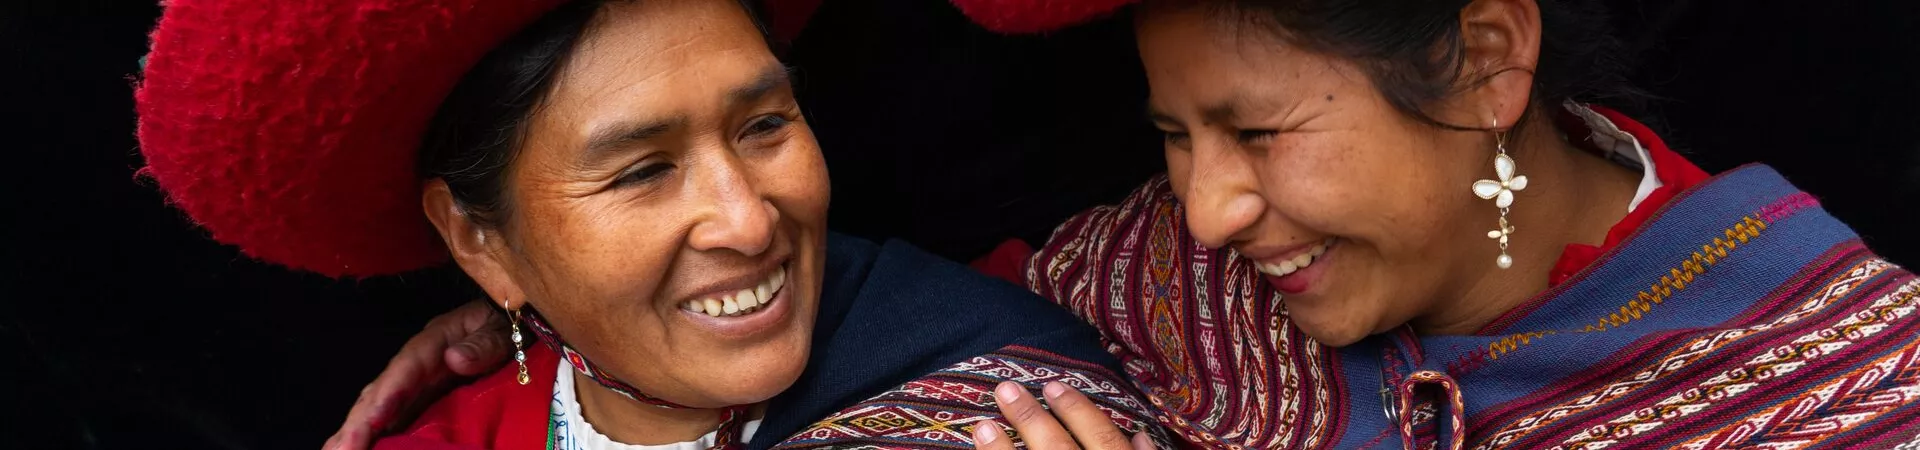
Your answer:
[508,303,529,385]
[1470,123,1527,269]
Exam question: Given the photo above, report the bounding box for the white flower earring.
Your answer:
[1471,124,1528,269]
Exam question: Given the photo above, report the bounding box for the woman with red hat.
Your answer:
[337,0,1920,448]
[136,0,1173,449]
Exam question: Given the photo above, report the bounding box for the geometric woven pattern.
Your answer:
[1026,175,1344,449]
[771,346,1169,449]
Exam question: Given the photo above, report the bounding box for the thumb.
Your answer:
[444,306,512,376]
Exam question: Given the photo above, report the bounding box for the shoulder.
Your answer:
[863,236,1108,358]
[765,343,1171,450]
[1023,175,1184,305]
[753,234,1122,447]
[374,345,557,450]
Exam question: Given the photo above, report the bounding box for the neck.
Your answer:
[1414,117,1642,335]
[575,371,734,445]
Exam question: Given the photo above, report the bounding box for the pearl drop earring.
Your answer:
[1470,124,1528,269]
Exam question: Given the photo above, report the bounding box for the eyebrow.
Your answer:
[578,65,793,162]
[1144,103,1176,125]
[729,65,792,106]
[1200,98,1242,124]
[581,115,688,160]
[1144,98,1248,126]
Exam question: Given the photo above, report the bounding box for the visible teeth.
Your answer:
[683,265,788,317]
[1254,240,1334,277]
[735,288,758,310]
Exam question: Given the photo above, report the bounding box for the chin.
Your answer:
[694,338,813,407]
[1285,302,1373,347]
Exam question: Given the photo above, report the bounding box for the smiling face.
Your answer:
[432,0,829,408]
[1137,6,1501,346]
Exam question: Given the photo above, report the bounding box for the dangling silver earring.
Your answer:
[507,302,529,385]
[1471,123,1527,269]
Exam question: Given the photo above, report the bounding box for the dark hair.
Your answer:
[1203,0,1642,132]
[418,0,772,228]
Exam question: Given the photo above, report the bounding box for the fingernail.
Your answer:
[1043,381,1068,400]
[974,421,1001,445]
[451,342,479,360]
[994,381,1022,403]
[1133,431,1153,449]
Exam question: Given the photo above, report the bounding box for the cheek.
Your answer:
[764,135,831,224]
[515,200,677,316]
[1256,133,1463,249]
[1252,137,1371,230]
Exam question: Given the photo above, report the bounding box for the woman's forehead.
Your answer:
[535,0,780,144]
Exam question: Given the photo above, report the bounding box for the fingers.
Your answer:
[972,421,1018,450]
[321,424,365,450]
[1039,381,1135,450]
[327,300,496,449]
[325,382,394,450]
[989,381,1076,449]
[444,301,511,376]
[1131,432,1156,450]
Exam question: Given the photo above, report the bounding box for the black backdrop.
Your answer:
[5,0,1917,448]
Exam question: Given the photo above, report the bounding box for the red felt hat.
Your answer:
[136,0,818,278]
[949,0,1137,34]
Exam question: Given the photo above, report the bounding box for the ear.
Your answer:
[1449,0,1542,130]
[423,179,528,309]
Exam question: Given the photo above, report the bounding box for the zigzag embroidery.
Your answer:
[1464,215,1773,371]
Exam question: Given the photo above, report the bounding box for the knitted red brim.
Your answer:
[133,0,582,277]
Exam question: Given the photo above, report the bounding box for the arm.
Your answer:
[323,300,512,450]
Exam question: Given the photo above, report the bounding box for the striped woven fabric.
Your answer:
[1022,166,1920,448]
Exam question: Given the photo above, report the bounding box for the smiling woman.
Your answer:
[132,0,1170,448]
[413,0,829,442]
[986,0,1920,448]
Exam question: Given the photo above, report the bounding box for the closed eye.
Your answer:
[1163,131,1191,149]
[618,162,674,186]
[742,114,790,139]
[1238,129,1277,144]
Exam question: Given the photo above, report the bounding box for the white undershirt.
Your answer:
[552,360,762,450]
[1564,102,1662,213]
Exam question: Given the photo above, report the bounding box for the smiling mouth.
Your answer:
[1253,238,1334,277]
[679,264,786,317]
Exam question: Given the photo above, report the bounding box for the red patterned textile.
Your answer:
[1019,107,1920,448]
[1025,174,1348,449]
[772,346,1172,449]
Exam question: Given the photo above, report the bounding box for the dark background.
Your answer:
[5,0,1917,448]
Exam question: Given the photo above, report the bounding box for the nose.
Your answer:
[1180,142,1265,249]
[687,154,778,256]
